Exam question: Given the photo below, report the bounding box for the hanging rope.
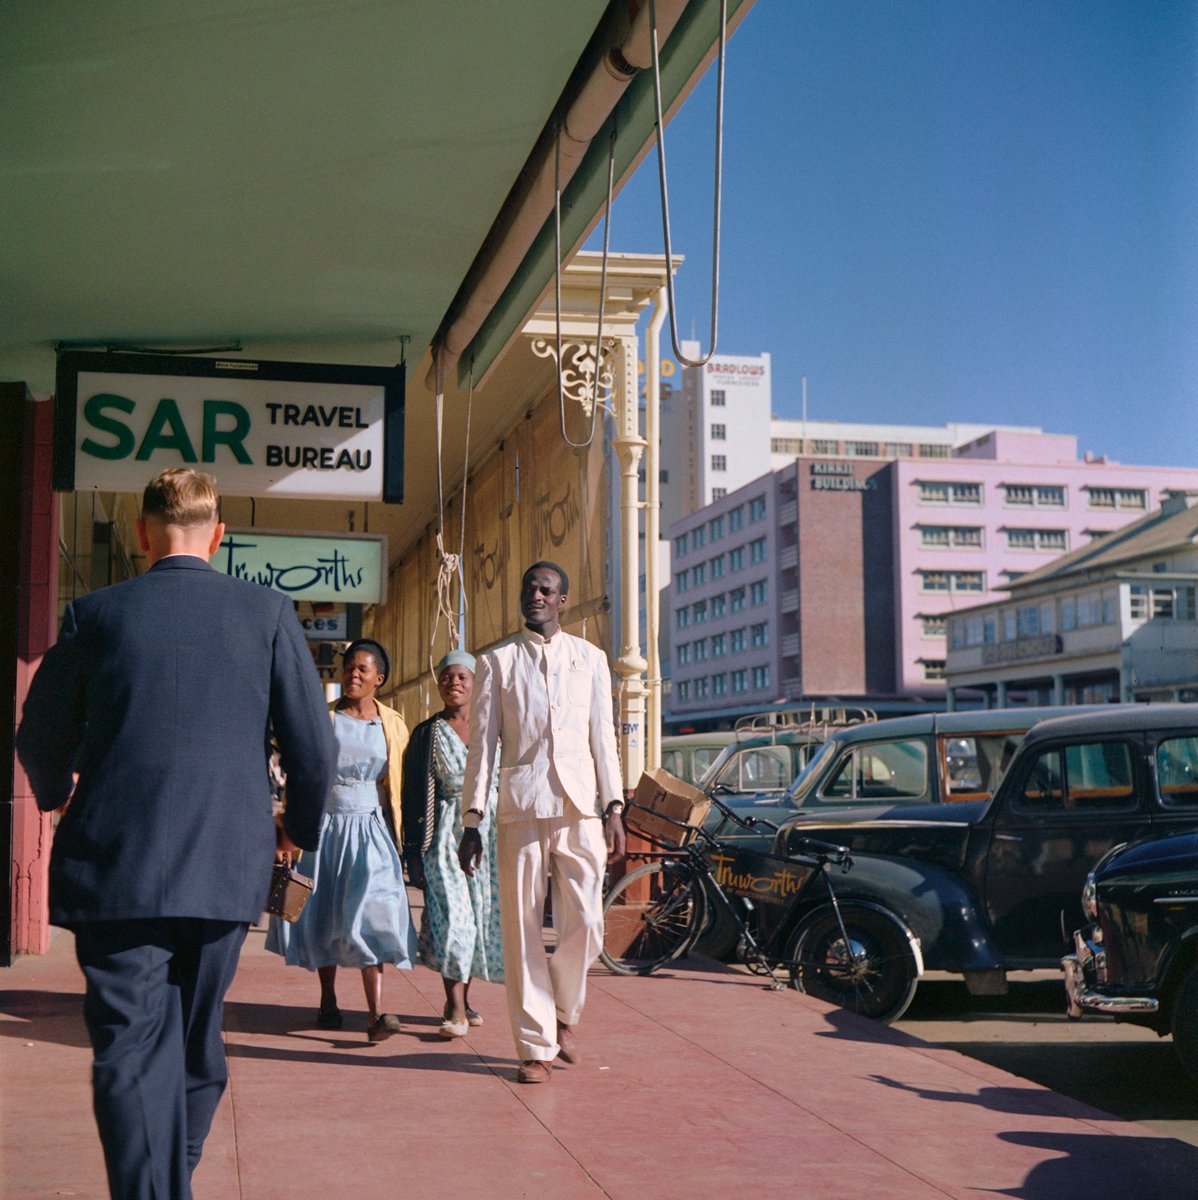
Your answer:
[553,117,618,449]
[430,348,463,671]
[649,0,727,368]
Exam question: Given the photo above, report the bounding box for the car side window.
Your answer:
[662,750,684,779]
[1017,741,1135,813]
[712,746,790,792]
[1158,737,1198,807]
[820,740,928,804]
[693,747,722,780]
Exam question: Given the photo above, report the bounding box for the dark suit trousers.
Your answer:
[73,918,248,1200]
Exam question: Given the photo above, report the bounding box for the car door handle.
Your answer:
[995,833,1023,842]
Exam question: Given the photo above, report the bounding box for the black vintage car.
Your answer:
[773,705,1198,1020]
[1064,827,1198,1079]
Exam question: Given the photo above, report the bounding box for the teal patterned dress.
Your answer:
[418,720,503,982]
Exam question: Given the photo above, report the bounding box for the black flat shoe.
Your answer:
[316,1006,343,1030]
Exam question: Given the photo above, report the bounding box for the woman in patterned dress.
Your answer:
[401,650,503,1037]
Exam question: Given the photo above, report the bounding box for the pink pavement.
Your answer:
[4,916,1197,1200]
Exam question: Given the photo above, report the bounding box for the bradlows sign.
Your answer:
[54,351,404,502]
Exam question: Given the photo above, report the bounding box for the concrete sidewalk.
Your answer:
[5,918,1198,1200]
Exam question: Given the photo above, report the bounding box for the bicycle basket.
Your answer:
[625,768,711,848]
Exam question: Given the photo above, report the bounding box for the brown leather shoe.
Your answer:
[367,1013,402,1043]
[556,1023,582,1065]
[516,1059,553,1084]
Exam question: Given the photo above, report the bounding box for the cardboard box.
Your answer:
[626,767,712,846]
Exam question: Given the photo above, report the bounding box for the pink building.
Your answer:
[665,428,1198,726]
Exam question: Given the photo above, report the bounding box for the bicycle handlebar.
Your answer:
[787,835,853,871]
[706,793,781,833]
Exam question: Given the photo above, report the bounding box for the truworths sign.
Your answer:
[53,351,405,502]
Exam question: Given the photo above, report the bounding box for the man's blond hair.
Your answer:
[141,468,221,527]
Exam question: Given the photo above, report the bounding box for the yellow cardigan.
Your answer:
[327,698,409,845]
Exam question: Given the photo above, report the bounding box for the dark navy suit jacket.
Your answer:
[16,555,337,926]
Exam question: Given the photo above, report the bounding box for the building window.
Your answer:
[922,660,946,682]
[731,628,747,652]
[750,580,768,605]
[692,601,708,624]
[729,546,746,571]
[884,442,913,457]
[693,638,708,662]
[660,469,669,484]
[771,437,804,454]
[921,615,947,638]
[678,681,690,701]
[676,608,689,630]
[712,673,727,696]
[710,554,726,578]
[711,487,727,501]
[1006,528,1069,553]
[729,506,744,531]
[1130,584,1197,623]
[710,389,726,407]
[710,424,727,441]
[1017,605,1039,636]
[1087,487,1146,511]
[692,525,706,549]
[673,534,689,557]
[674,571,689,593]
[677,643,690,666]
[845,441,878,457]
[694,676,709,699]
[750,537,767,563]
[1003,484,1066,508]
[711,593,727,617]
[919,525,983,549]
[692,563,706,587]
[711,455,727,472]
[752,665,771,690]
[918,444,951,458]
[730,587,746,612]
[751,622,769,648]
[731,669,748,693]
[749,495,767,522]
[918,570,985,594]
[811,439,838,455]
[711,633,727,657]
[917,481,982,505]
[709,515,725,540]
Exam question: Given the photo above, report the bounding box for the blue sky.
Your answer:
[592,1,1197,467]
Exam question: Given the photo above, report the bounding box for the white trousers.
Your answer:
[496,815,607,1062]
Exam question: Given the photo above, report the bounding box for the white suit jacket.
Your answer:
[462,627,622,824]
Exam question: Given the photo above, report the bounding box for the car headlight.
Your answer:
[1081,871,1098,921]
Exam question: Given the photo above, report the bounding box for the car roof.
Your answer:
[822,705,1093,746]
[662,732,737,748]
[1020,703,1198,746]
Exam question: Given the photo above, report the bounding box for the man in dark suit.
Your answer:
[17,467,336,1200]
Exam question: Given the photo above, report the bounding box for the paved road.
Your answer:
[895,971,1198,1147]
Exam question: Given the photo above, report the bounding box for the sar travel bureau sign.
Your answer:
[53,351,405,502]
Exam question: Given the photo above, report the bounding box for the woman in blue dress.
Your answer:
[268,639,417,1042]
[401,650,503,1038]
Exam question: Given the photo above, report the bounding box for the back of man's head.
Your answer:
[142,468,221,527]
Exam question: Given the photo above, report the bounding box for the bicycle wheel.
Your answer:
[600,861,705,975]
[787,902,919,1023]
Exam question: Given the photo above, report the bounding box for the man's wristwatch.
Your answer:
[603,800,625,819]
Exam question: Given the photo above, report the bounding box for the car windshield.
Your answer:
[785,738,839,802]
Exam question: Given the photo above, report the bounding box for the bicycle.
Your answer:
[599,794,923,1023]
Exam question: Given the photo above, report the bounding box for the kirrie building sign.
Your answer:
[54,351,405,502]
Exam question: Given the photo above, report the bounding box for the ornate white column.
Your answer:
[610,334,648,791]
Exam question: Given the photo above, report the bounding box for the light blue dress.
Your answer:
[268,712,417,970]
[418,720,503,983]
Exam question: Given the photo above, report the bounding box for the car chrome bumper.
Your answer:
[1063,930,1158,1019]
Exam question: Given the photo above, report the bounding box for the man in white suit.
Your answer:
[458,561,626,1083]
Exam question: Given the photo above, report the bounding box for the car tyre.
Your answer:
[787,901,919,1023]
